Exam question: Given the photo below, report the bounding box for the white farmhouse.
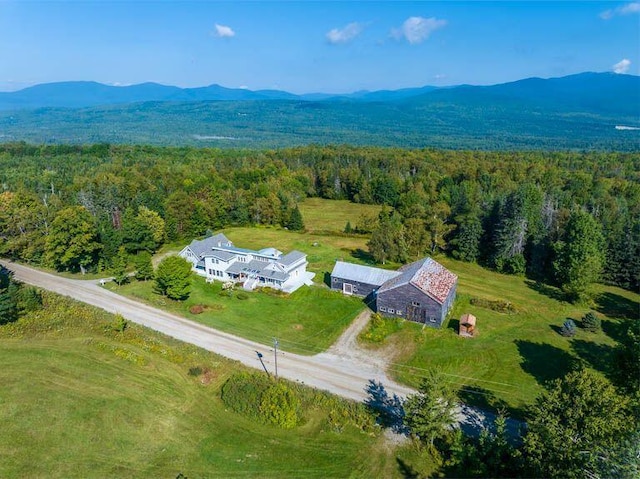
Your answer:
[179,233,314,293]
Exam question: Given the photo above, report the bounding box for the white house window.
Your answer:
[429,317,437,323]
[389,308,395,314]
[396,310,403,315]
[379,307,387,312]
[412,301,420,307]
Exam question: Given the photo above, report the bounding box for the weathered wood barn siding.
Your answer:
[330,261,400,298]
[376,257,458,328]
[378,285,438,325]
[330,276,379,298]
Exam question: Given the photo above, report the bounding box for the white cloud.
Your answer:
[326,22,363,44]
[600,2,640,19]
[213,23,235,38]
[613,58,631,74]
[391,16,447,44]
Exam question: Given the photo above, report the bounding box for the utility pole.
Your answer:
[255,351,270,377]
[273,338,279,379]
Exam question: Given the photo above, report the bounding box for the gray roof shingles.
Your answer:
[188,233,232,257]
[227,259,288,281]
[279,250,306,267]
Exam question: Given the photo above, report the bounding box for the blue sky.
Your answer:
[1,1,638,93]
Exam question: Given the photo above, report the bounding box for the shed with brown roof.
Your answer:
[459,313,477,337]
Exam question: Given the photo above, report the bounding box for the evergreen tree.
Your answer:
[553,210,605,302]
[491,185,544,275]
[133,251,154,281]
[0,266,19,325]
[581,311,601,332]
[614,320,640,393]
[403,370,457,446]
[154,256,192,300]
[344,221,352,234]
[604,215,640,291]
[17,286,42,313]
[523,369,632,479]
[286,205,305,231]
[112,247,129,286]
[451,214,483,262]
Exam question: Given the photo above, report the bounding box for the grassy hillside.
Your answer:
[376,257,639,416]
[114,223,383,354]
[116,208,638,415]
[0,293,416,478]
[108,275,363,355]
[299,198,382,234]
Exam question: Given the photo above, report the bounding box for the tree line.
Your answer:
[382,364,639,478]
[0,143,638,298]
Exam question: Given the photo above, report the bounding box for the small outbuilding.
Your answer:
[459,313,477,337]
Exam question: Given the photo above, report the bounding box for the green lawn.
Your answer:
[109,275,364,355]
[109,226,383,355]
[299,198,382,234]
[377,256,640,416]
[223,226,382,276]
[0,293,415,478]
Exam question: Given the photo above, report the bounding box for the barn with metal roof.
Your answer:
[331,257,458,328]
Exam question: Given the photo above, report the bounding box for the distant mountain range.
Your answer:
[0,72,638,150]
[0,80,443,109]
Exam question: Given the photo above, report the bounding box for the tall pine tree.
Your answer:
[553,209,605,302]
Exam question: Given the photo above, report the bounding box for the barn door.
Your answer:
[343,283,353,295]
[407,305,425,322]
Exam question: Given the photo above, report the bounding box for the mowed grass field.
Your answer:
[298,198,382,234]
[0,294,410,478]
[138,212,388,354]
[377,257,639,415]
[108,275,364,355]
[111,197,637,415]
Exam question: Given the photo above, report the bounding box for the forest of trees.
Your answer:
[0,143,638,298]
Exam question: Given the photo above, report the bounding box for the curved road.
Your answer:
[1,260,414,402]
[3,260,522,436]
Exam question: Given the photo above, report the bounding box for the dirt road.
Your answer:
[3,260,524,436]
[1,260,414,402]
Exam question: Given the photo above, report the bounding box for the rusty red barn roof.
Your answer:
[378,257,458,304]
